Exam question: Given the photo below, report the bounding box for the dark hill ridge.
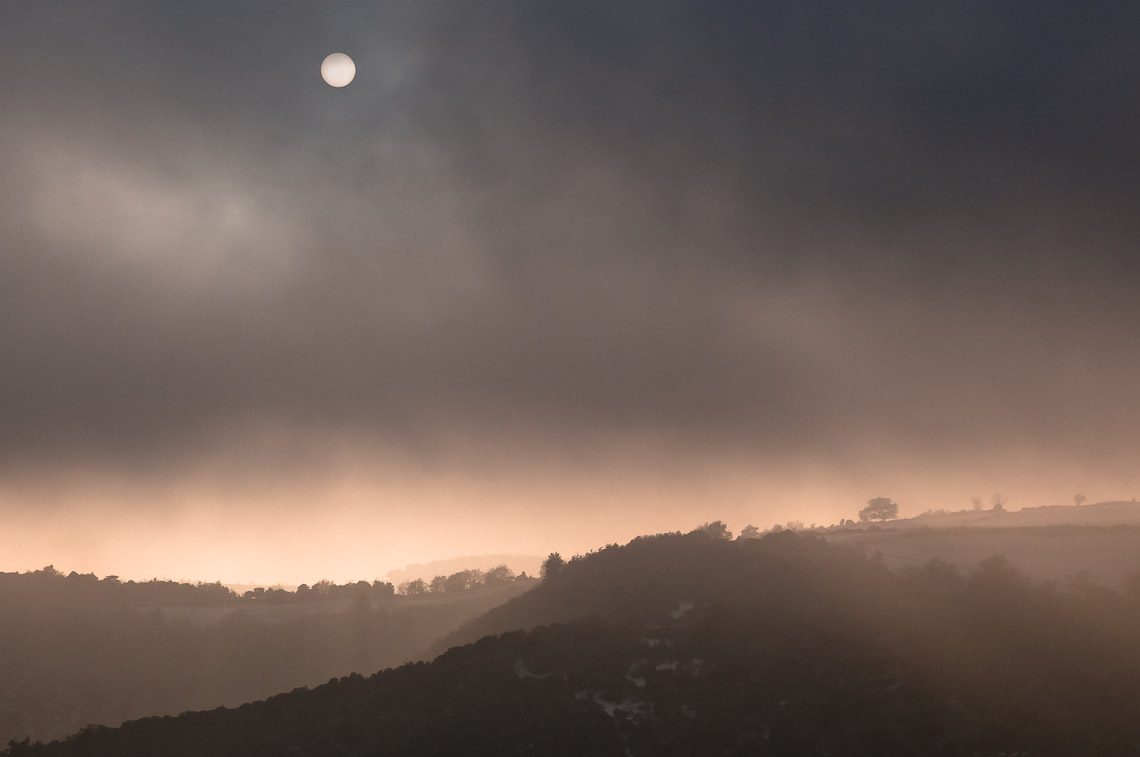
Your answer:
[430,530,886,656]
[9,531,1140,756]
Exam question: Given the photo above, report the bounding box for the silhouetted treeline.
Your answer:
[397,564,521,596]
[248,579,396,603]
[0,568,535,745]
[0,564,527,611]
[9,530,1140,755]
[0,567,238,609]
[0,566,399,608]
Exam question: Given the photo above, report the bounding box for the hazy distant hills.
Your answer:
[11,531,1140,756]
[0,571,534,746]
[828,500,1140,588]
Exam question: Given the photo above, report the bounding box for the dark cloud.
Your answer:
[1,0,1138,511]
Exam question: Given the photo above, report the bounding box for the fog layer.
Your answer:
[2,1,1138,579]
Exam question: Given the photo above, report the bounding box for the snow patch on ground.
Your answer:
[594,694,621,717]
[593,693,651,720]
[670,601,694,619]
[514,658,550,679]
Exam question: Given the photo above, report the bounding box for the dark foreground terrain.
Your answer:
[8,530,1140,756]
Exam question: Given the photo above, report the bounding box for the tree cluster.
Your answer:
[397,564,518,596]
[859,497,899,522]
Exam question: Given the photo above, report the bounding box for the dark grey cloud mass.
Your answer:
[2,0,1139,530]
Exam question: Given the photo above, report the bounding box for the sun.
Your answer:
[321,53,356,88]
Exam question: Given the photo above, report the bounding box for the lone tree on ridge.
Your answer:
[859,497,899,523]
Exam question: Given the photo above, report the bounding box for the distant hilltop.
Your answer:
[385,554,544,584]
[827,499,1140,588]
[884,499,1140,530]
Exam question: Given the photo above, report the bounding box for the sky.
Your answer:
[2,1,1139,584]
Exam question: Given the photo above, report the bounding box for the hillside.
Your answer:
[10,531,1140,756]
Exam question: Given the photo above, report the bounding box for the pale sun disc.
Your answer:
[321,53,356,88]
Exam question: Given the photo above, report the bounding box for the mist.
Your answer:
[3,2,1139,580]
